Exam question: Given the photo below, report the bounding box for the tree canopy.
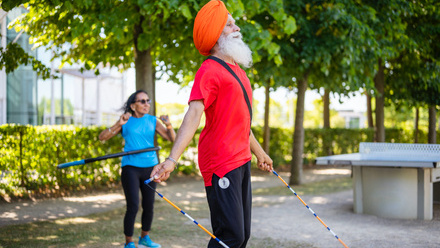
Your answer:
[2,0,297,118]
[385,1,440,108]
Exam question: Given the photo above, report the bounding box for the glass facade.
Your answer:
[6,8,38,125]
[1,7,129,126]
[348,117,360,129]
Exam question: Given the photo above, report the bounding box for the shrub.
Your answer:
[0,124,434,200]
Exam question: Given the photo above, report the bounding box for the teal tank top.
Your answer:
[121,114,158,168]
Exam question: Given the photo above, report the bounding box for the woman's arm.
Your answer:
[98,112,131,141]
[156,115,176,142]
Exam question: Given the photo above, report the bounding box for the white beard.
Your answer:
[217,31,253,68]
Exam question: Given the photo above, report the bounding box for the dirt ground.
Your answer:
[1,166,440,248]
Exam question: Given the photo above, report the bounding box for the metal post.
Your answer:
[50,56,55,125]
[0,10,7,124]
[96,74,101,126]
[82,78,85,126]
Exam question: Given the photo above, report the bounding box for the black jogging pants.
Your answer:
[205,161,252,248]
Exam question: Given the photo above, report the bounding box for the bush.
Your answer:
[0,125,124,200]
[0,124,435,200]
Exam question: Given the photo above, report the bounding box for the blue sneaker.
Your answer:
[138,235,161,248]
[124,242,136,248]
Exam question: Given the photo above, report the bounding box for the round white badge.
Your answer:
[218,177,230,189]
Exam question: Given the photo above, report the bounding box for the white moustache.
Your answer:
[229,31,242,39]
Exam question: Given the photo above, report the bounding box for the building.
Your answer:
[0,7,132,126]
[337,110,367,129]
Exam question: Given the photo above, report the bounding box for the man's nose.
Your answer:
[234,24,240,32]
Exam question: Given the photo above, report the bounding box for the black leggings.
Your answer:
[121,166,156,237]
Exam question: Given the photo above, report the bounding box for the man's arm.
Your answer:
[250,130,273,172]
[151,100,205,182]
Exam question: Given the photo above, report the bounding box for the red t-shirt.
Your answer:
[189,59,252,186]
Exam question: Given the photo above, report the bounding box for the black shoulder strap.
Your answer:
[206,56,252,124]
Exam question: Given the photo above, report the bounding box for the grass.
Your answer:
[0,176,351,248]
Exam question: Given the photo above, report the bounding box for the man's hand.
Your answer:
[150,159,175,182]
[249,130,273,172]
[256,153,273,172]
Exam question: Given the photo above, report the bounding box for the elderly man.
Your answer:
[151,0,273,247]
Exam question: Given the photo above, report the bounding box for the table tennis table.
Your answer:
[316,142,440,220]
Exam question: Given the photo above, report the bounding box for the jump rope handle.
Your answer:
[144,177,155,185]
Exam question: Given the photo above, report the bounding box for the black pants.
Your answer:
[205,161,252,248]
[121,166,156,237]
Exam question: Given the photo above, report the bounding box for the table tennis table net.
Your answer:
[359,142,440,156]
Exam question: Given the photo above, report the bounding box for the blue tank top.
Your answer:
[121,114,158,168]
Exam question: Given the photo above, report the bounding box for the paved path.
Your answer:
[1,166,440,247]
[0,167,350,227]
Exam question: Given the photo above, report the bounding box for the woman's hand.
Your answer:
[119,112,131,126]
[99,113,129,141]
[159,115,171,127]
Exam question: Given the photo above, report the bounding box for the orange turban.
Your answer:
[193,0,230,56]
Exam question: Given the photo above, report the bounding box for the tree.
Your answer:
[360,0,416,142]
[238,1,297,154]
[278,1,378,185]
[384,0,440,144]
[0,39,52,79]
[5,0,204,115]
[4,0,296,117]
[366,90,374,129]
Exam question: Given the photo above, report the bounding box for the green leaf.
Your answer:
[137,33,153,51]
[180,3,192,19]
[267,42,280,56]
[284,16,297,35]
[274,54,282,66]
[1,0,28,11]
[228,0,245,17]
[272,10,286,22]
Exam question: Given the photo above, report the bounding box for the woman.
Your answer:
[99,90,176,248]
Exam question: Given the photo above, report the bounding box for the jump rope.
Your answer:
[58,149,349,247]
[143,170,349,248]
[271,170,349,248]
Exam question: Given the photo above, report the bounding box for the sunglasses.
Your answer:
[135,99,151,104]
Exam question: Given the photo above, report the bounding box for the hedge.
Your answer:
[0,124,436,200]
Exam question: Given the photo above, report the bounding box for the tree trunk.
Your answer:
[289,75,308,185]
[366,91,374,128]
[134,13,158,159]
[374,59,385,142]
[428,106,437,144]
[134,13,155,116]
[414,107,419,143]
[135,49,155,116]
[263,80,271,153]
[323,88,332,155]
[323,89,330,128]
